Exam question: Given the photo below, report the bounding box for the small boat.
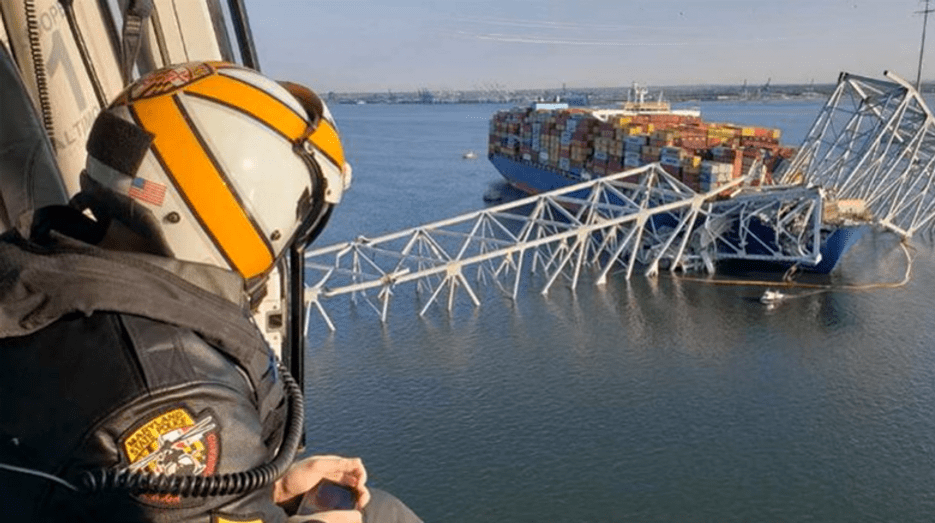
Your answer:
[463,150,477,160]
[760,289,786,305]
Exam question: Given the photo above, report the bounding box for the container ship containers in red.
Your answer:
[488,100,795,196]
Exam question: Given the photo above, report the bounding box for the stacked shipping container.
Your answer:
[489,106,795,192]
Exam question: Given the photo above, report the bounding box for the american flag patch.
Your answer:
[128,177,167,206]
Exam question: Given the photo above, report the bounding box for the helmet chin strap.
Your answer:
[95,218,167,255]
[29,204,109,245]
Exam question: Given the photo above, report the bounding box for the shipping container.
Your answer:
[489,105,792,191]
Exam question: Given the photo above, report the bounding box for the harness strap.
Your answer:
[120,0,155,84]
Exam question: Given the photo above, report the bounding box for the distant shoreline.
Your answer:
[323,82,860,105]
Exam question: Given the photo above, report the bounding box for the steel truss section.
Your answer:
[303,164,825,330]
[705,186,824,265]
[779,70,935,238]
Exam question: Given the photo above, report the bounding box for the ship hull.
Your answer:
[488,153,584,196]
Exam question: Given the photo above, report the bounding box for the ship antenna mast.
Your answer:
[917,0,935,90]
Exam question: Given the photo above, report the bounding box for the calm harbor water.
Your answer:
[304,99,935,522]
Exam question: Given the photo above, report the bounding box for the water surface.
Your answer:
[304,100,935,522]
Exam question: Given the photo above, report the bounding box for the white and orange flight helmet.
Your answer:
[80,61,351,282]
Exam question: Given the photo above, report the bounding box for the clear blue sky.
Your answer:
[244,0,928,93]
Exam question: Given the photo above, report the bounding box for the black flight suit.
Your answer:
[0,220,290,523]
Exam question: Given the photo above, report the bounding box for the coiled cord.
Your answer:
[24,0,56,147]
[80,361,304,497]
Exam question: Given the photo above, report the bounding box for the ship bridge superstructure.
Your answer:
[303,71,935,331]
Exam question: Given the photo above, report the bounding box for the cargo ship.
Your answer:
[487,85,865,274]
[489,85,794,196]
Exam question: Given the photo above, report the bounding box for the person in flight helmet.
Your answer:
[0,61,421,523]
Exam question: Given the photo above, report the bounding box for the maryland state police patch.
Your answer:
[121,406,221,506]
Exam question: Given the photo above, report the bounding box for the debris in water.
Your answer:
[760,289,786,305]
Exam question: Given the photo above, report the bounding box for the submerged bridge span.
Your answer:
[303,164,825,331]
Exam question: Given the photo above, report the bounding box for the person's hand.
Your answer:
[287,509,362,523]
[274,455,371,510]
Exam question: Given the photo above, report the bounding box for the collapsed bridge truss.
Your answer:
[779,71,935,238]
[304,71,935,330]
[304,164,824,330]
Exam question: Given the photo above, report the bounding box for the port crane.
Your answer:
[917,0,934,90]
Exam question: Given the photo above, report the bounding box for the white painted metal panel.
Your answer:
[73,0,123,99]
[149,0,222,65]
[0,0,106,196]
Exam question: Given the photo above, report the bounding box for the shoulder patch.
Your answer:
[121,406,221,506]
[214,515,264,523]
